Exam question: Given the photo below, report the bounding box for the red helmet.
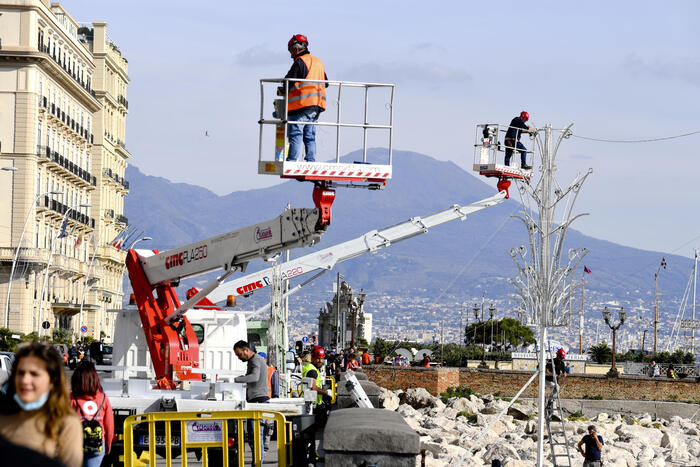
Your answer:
[556,348,566,358]
[520,111,529,122]
[288,34,308,50]
[312,346,325,358]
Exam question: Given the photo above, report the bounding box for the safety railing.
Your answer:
[473,123,537,170]
[123,410,290,467]
[326,376,337,404]
[258,78,394,165]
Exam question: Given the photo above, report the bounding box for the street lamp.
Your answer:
[37,202,90,336]
[4,189,64,328]
[654,260,665,353]
[602,305,626,377]
[1,167,18,171]
[489,303,496,350]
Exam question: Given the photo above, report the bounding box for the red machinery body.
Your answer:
[126,249,202,388]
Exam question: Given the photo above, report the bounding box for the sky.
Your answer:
[67,1,700,258]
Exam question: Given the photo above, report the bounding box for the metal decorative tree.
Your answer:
[507,124,592,466]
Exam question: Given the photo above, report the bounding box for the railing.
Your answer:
[43,100,92,143]
[258,78,394,165]
[40,195,93,227]
[116,214,128,225]
[123,410,290,467]
[37,146,96,186]
[104,208,115,219]
[0,247,50,263]
[37,40,94,97]
[117,94,129,109]
[623,361,699,378]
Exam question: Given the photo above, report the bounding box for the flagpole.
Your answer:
[37,204,89,337]
[580,273,584,354]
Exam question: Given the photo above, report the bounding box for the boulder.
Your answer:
[660,431,679,450]
[482,399,510,414]
[448,397,480,415]
[481,443,521,464]
[378,387,400,411]
[595,412,609,423]
[397,403,419,419]
[507,405,531,421]
[400,387,442,410]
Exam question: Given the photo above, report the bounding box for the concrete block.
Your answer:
[335,379,383,409]
[324,408,420,466]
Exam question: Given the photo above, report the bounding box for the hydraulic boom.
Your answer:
[125,207,325,387]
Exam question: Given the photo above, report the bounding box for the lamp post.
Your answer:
[602,305,626,377]
[37,202,90,337]
[654,260,665,353]
[4,189,64,328]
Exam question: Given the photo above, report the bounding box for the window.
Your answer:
[190,324,205,344]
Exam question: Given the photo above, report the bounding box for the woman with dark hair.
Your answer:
[0,342,83,467]
[70,359,114,467]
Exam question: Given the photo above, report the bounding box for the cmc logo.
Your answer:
[165,253,183,269]
[237,280,265,295]
[255,226,273,243]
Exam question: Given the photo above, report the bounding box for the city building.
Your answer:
[0,1,130,341]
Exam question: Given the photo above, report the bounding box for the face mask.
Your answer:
[13,391,49,411]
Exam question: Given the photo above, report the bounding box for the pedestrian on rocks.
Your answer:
[577,425,604,466]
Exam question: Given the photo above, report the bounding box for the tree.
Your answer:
[464,318,534,349]
[52,328,73,345]
[588,342,612,364]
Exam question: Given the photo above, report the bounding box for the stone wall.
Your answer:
[361,366,700,402]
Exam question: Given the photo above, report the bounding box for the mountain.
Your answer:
[124,150,693,314]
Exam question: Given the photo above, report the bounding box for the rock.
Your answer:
[482,399,510,414]
[686,427,699,436]
[481,393,494,403]
[470,394,486,411]
[448,397,480,415]
[482,442,521,464]
[688,438,700,457]
[400,387,441,410]
[507,406,531,421]
[378,386,400,411]
[639,414,652,426]
[524,420,537,434]
[596,412,609,422]
[660,431,681,450]
[442,407,458,420]
[623,414,635,425]
[398,403,419,419]
[637,445,655,462]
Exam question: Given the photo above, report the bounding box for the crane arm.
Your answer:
[206,191,507,304]
[125,207,326,386]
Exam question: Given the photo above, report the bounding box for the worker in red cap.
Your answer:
[504,111,535,170]
[282,34,328,162]
[545,348,567,409]
[301,346,330,405]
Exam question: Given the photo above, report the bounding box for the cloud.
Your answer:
[624,54,700,87]
[341,62,472,86]
[234,44,287,67]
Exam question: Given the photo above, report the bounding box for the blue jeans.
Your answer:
[504,139,527,166]
[84,443,105,467]
[287,108,319,161]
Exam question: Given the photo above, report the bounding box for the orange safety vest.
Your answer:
[287,54,326,112]
[267,365,276,398]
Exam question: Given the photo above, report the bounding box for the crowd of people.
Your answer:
[0,342,114,467]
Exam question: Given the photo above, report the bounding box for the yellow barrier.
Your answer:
[326,376,337,404]
[123,410,289,467]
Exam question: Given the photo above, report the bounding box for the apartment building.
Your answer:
[0,1,130,341]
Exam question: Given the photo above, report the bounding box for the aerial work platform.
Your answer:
[257,78,394,188]
[473,123,534,197]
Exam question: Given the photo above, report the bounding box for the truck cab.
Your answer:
[112,307,248,382]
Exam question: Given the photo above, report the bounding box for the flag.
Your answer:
[57,218,69,238]
[118,228,138,251]
[69,224,77,236]
[583,266,591,274]
[110,225,132,248]
[123,230,144,250]
[660,257,667,270]
[74,231,83,248]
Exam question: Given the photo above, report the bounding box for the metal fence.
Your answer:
[623,361,699,378]
[123,410,290,467]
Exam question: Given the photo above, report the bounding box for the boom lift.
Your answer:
[198,191,508,307]
[125,207,326,388]
[474,123,534,198]
[257,79,395,227]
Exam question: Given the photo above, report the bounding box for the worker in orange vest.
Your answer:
[282,34,328,162]
[258,352,278,452]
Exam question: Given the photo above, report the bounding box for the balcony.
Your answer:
[41,195,94,228]
[37,146,96,187]
[117,94,129,110]
[116,214,128,225]
[104,208,115,219]
[0,247,50,264]
[37,41,94,97]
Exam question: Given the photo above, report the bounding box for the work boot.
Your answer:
[521,164,532,170]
